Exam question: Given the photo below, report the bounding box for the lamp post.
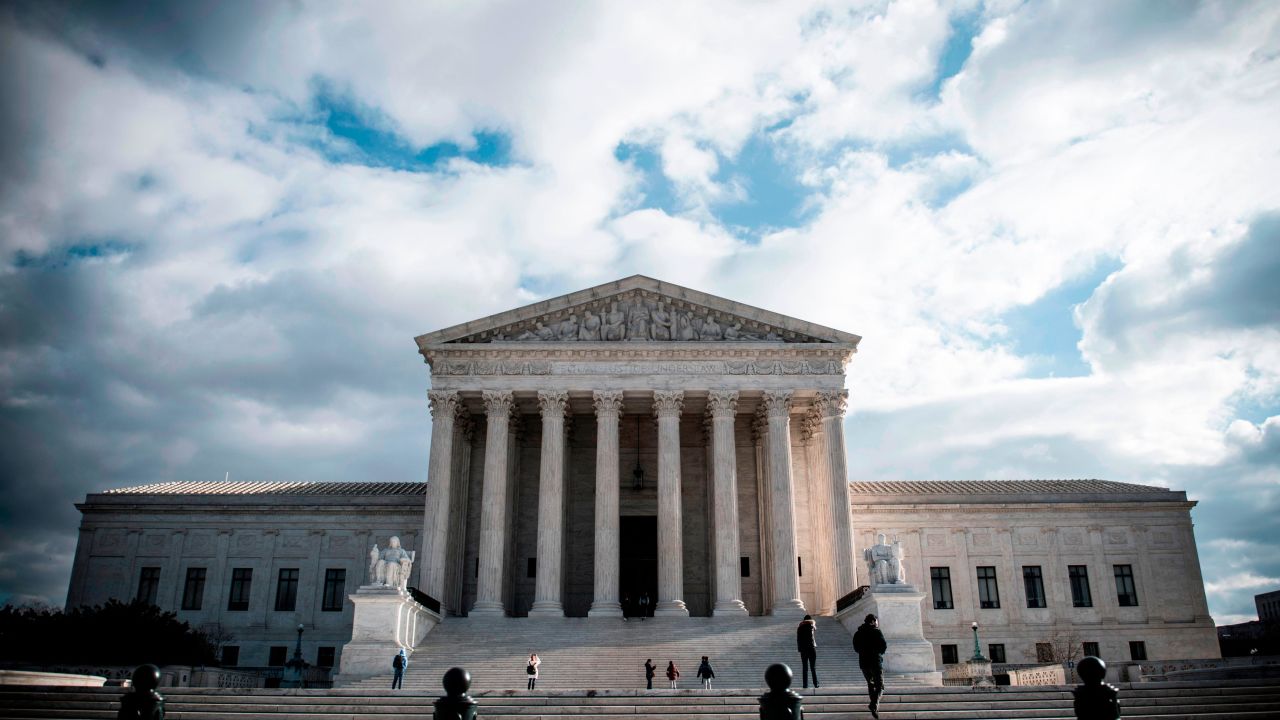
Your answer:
[971,621,987,662]
[282,623,308,688]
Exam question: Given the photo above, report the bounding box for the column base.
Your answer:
[712,600,749,616]
[768,599,807,619]
[469,601,506,617]
[527,601,565,618]
[654,600,689,617]
[587,601,623,617]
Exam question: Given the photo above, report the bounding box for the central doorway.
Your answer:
[619,515,658,616]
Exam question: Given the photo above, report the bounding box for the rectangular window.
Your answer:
[989,644,1006,664]
[1069,566,1093,607]
[474,556,479,579]
[976,566,1000,609]
[1035,643,1055,663]
[221,646,239,667]
[930,567,954,610]
[227,568,252,611]
[181,568,207,611]
[274,568,299,612]
[740,557,750,578]
[1114,565,1139,607]
[136,567,161,606]
[1083,642,1100,658]
[1129,641,1147,661]
[941,644,959,664]
[316,647,335,668]
[322,569,346,612]
[798,556,803,577]
[527,557,536,579]
[268,646,288,666]
[1023,566,1046,608]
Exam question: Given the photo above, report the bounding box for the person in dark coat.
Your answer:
[391,649,407,690]
[796,614,819,688]
[644,659,656,690]
[117,664,164,720]
[696,656,716,689]
[852,613,887,719]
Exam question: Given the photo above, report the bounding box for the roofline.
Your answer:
[413,274,863,347]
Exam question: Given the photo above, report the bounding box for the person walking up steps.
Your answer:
[391,648,407,690]
[644,659,656,690]
[853,613,887,719]
[796,614,819,688]
[696,656,715,689]
[666,660,680,689]
[526,652,541,690]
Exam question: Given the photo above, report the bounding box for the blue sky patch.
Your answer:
[614,142,682,216]
[310,90,512,171]
[712,134,813,232]
[13,241,133,270]
[1001,258,1124,378]
[921,8,983,101]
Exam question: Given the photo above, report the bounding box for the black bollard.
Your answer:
[116,664,164,720]
[1072,656,1121,720]
[758,663,803,720]
[433,667,478,720]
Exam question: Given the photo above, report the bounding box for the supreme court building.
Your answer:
[66,275,1221,670]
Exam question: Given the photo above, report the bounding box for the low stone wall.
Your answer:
[1133,655,1280,682]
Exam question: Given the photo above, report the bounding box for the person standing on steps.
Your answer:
[526,652,541,690]
[639,591,651,619]
[696,656,716,689]
[853,613,887,719]
[644,659,656,690]
[622,592,631,621]
[666,660,680,689]
[796,614,819,689]
[391,648,407,690]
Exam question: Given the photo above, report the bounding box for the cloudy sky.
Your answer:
[1,1,1277,625]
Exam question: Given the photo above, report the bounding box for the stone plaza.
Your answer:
[64,275,1220,685]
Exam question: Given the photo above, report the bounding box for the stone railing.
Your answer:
[1005,663,1067,686]
[1132,655,1280,682]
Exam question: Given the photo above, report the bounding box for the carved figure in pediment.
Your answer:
[700,314,724,341]
[677,311,697,341]
[604,302,627,341]
[535,321,556,341]
[651,302,673,340]
[558,314,579,341]
[724,322,742,340]
[579,310,602,341]
[629,303,650,340]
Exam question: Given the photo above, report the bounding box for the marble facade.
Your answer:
[63,275,1222,672]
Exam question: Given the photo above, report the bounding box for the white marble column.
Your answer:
[530,391,568,617]
[653,390,689,616]
[589,390,624,617]
[709,390,748,616]
[420,390,460,608]
[818,390,858,599]
[471,390,513,617]
[765,391,806,616]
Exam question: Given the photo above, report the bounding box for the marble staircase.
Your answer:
[344,615,866,691]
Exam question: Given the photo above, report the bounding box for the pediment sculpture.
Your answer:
[455,291,815,343]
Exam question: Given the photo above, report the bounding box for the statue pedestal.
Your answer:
[837,584,943,686]
[332,584,441,685]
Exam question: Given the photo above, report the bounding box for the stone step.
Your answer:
[3,682,1280,720]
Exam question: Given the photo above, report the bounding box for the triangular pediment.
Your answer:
[414,275,861,346]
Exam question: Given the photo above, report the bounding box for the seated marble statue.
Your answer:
[863,532,906,586]
[370,536,415,590]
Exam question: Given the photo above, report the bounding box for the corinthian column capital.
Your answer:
[762,391,793,419]
[592,390,623,417]
[652,390,684,418]
[816,390,849,419]
[537,390,569,419]
[706,390,739,419]
[482,390,514,416]
[427,390,461,420]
